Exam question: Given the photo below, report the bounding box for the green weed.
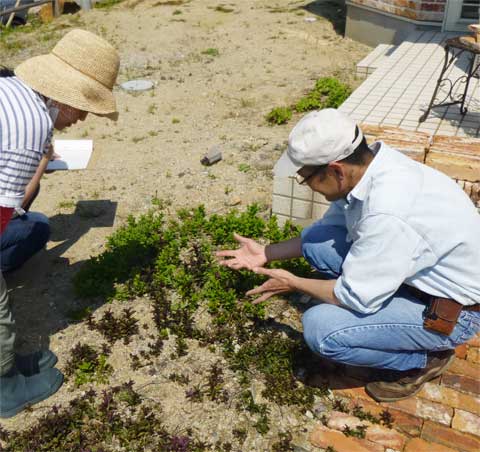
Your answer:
[64,343,113,387]
[266,106,292,125]
[202,47,219,57]
[266,77,351,125]
[237,163,251,173]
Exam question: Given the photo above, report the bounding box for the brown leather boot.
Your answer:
[365,350,455,402]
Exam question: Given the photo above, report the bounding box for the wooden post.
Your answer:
[53,0,60,17]
[5,0,21,28]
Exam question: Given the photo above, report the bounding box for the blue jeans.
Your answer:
[301,226,480,371]
[0,212,50,272]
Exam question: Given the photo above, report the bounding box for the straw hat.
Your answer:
[15,29,120,115]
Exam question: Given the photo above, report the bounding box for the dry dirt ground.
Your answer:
[1,0,370,448]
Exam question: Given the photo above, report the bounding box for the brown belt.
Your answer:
[406,286,480,312]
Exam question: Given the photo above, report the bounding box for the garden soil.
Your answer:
[1,0,370,449]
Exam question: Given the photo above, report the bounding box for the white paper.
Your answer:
[47,139,93,171]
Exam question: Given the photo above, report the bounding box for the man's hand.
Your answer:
[246,267,298,304]
[216,233,268,271]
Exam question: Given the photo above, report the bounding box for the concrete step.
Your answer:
[356,43,396,78]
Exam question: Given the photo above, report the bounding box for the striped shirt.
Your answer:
[0,76,53,208]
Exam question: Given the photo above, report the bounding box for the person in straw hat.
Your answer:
[0,28,119,418]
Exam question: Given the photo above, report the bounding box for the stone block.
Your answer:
[326,411,366,430]
[455,343,468,359]
[449,358,480,379]
[422,420,480,452]
[385,396,453,425]
[271,195,291,217]
[418,382,480,415]
[272,176,293,197]
[313,191,329,203]
[441,373,480,396]
[426,135,480,183]
[404,437,457,452]
[293,182,314,201]
[365,424,406,450]
[360,123,429,162]
[348,398,423,437]
[452,409,480,437]
[310,424,376,452]
[466,347,480,364]
[467,335,480,347]
[291,199,312,219]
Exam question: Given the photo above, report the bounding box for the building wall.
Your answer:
[348,0,446,22]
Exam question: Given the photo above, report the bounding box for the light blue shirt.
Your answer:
[306,142,480,314]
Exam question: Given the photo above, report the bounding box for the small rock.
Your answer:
[305,410,314,419]
[201,146,222,166]
[228,198,242,206]
[313,401,328,417]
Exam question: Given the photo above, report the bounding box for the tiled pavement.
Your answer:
[308,336,480,452]
[341,30,480,138]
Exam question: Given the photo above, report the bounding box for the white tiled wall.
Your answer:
[272,176,330,226]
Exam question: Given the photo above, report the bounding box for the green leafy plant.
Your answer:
[237,163,251,173]
[266,106,292,125]
[64,343,113,387]
[266,77,351,125]
[72,205,323,442]
[202,47,220,57]
[295,77,351,113]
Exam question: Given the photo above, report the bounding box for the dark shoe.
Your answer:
[15,350,58,376]
[365,350,455,402]
[0,367,64,418]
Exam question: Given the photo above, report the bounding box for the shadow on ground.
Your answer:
[302,0,347,36]
[5,199,117,353]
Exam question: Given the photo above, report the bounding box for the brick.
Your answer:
[365,424,406,450]
[422,420,480,452]
[349,398,423,436]
[309,424,375,452]
[441,373,480,396]
[327,410,366,431]
[455,343,468,359]
[404,437,457,452]
[449,358,480,379]
[418,382,480,415]
[467,335,480,347]
[329,374,368,392]
[452,409,480,437]
[466,347,480,364]
[360,124,428,162]
[426,135,480,183]
[385,396,453,426]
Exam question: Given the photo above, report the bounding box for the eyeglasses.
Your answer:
[295,167,322,185]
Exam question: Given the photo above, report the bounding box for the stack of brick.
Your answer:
[348,0,446,23]
[308,336,480,451]
[271,124,480,226]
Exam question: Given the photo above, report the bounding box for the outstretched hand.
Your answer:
[246,267,298,304]
[216,233,267,271]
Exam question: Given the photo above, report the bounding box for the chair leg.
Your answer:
[419,46,450,123]
[459,53,476,115]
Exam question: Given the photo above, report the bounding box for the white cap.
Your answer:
[274,109,363,177]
